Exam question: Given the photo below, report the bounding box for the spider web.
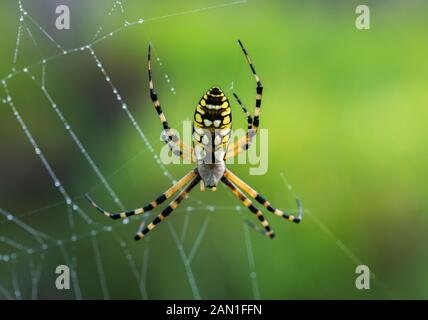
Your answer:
[0,0,264,300]
[0,0,392,300]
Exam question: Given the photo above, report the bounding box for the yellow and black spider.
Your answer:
[85,40,302,240]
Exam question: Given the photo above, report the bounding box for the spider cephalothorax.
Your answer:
[86,40,302,241]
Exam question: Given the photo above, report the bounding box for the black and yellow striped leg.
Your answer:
[134,175,202,240]
[221,176,274,238]
[224,93,255,159]
[85,169,198,220]
[224,169,302,223]
[237,39,263,132]
[148,43,194,161]
[225,132,256,159]
[225,40,263,160]
[233,93,253,130]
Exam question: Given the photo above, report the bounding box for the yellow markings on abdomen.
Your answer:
[195,113,202,123]
[192,90,233,159]
[222,115,230,125]
[197,105,205,114]
[221,107,231,117]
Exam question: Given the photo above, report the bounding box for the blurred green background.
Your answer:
[0,0,427,299]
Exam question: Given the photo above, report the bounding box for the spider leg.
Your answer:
[233,93,253,131]
[238,39,263,131]
[224,93,255,159]
[148,43,194,162]
[224,169,302,223]
[244,219,272,237]
[134,175,202,240]
[221,176,274,238]
[225,40,263,159]
[85,169,198,220]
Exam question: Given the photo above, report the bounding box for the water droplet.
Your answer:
[7,214,13,221]
[138,19,144,24]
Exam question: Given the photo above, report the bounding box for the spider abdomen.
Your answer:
[193,87,232,166]
[193,87,232,129]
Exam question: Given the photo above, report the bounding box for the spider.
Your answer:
[85,40,302,240]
